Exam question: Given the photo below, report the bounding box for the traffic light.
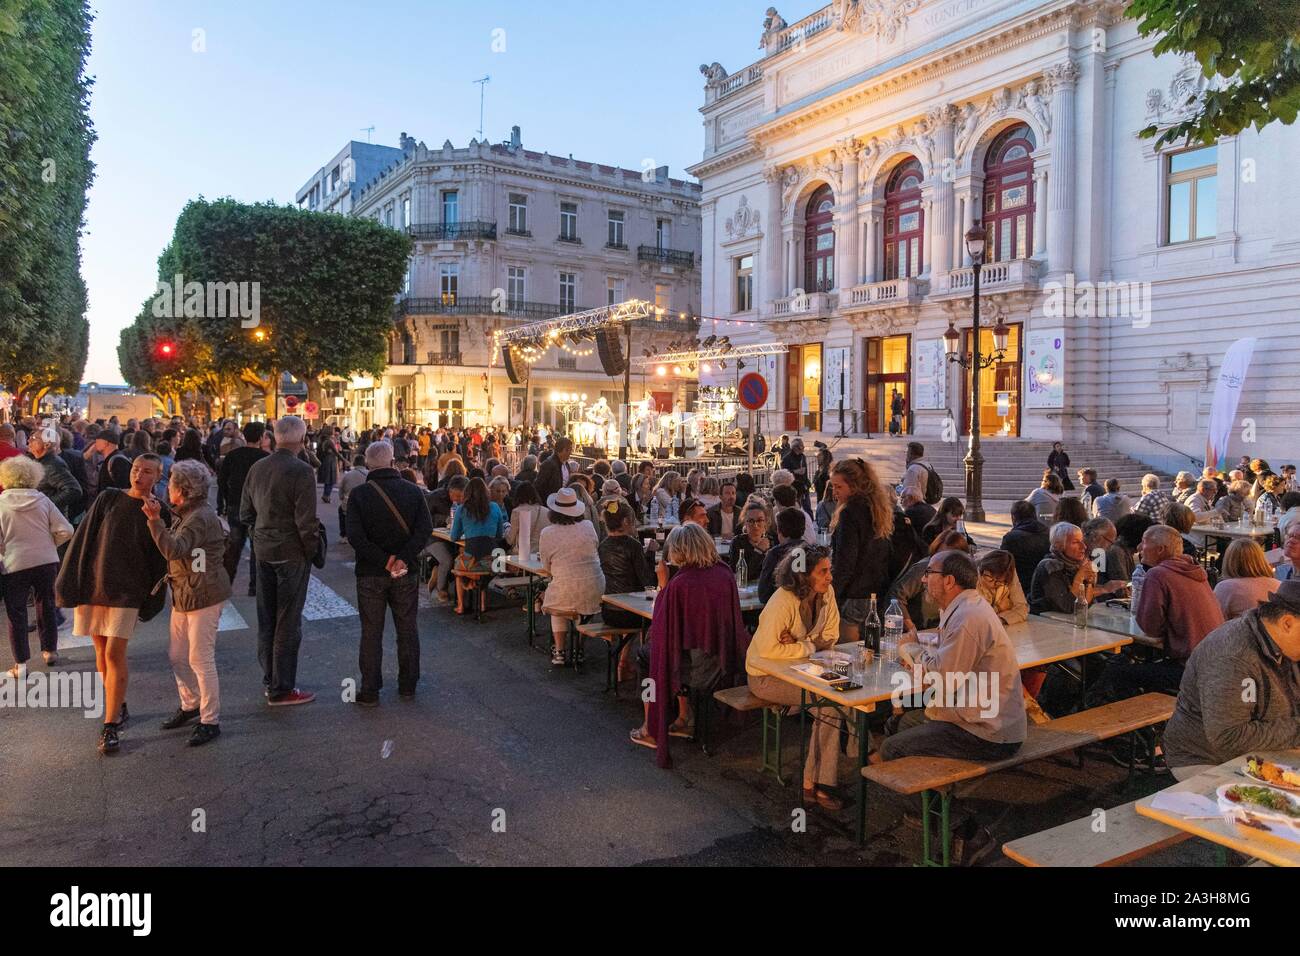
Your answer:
[155,339,177,360]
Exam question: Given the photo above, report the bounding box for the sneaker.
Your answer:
[187,723,221,747]
[41,651,58,666]
[98,723,120,755]
[550,647,566,666]
[161,707,200,730]
[268,689,315,707]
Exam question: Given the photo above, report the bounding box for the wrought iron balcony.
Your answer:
[397,295,575,320]
[557,234,581,245]
[407,221,496,242]
[426,351,461,365]
[637,245,694,269]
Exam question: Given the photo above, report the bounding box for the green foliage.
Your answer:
[1128,0,1300,146]
[0,0,95,394]
[153,198,410,385]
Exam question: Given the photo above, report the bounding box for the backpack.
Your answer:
[923,464,943,505]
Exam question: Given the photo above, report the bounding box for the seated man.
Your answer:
[1163,581,1300,780]
[1028,522,1126,615]
[878,549,1026,762]
[1184,478,1218,518]
[424,475,467,606]
[1091,477,1131,523]
[705,480,742,541]
[1134,473,1176,524]
[900,489,936,536]
[1082,517,1128,584]
[757,507,807,604]
[1001,499,1049,595]
[772,483,816,545]
[1077,468,1104,513]
[1091,524,1224,703]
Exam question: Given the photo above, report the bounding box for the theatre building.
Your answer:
[691,0,1300,472]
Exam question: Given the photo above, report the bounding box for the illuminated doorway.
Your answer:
[784,344,823,432]
[864,334,911,434]
[960,322,1022,436]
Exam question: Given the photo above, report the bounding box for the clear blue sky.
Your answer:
[83,0,769,382]
[82,0,773,383]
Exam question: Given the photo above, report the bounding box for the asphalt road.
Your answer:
[0,494,1218,867]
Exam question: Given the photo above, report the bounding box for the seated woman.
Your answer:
[450,477,505,615]
[1052,496,1088,529]
[1024,470,1064,515]
[652,470,684,517]
[631,523,750,767]
[744,545,845,809]
[598,500,655,631]
[920,496,974,550]
[1164,502,1202,560]
[539,487,605,666]
[976,549,1029,627]
[696,476,721,510]
[727,503,775,585]
[890,530,970,635]
[503,482,546,556]
[1213,539,1281,620]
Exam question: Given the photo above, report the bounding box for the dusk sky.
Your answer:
[82,0,769,382]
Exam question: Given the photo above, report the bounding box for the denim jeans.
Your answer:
[2,562,59,662]
[255,559,311,696]
[356,573,421,696]
[880,709,1022,761]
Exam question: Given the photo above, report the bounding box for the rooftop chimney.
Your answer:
[654,164,669,184]
[510,125,521,150]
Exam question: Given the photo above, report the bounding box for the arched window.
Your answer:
[883,158,924,279]
[803,185,835,293]
[982,124,1037,262]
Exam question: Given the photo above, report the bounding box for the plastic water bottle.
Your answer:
[448,504,457,530]
[649,497,660,525]
[668,497,679,524]
[1130,564,1146,618]
[863,593,881,653]
[735,551,748,589]
[1073,587,1089,629]
[883,598,904,663]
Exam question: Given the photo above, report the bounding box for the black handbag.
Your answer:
[312,520,327,569]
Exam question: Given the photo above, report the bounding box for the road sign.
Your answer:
[284,395,299,409]
[738,372,768,411]
[303,401,319,418]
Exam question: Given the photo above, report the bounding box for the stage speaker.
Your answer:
[595,326,627,376]
[502,344,522,385]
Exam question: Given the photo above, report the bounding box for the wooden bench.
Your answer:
[1002,798,1190,867]
[575,622,640,694]
[861,692,1176,866]
[714,685,787,784]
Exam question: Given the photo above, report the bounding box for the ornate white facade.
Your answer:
[691,0,1300,472]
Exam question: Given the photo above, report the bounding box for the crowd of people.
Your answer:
[5,410,1298,842]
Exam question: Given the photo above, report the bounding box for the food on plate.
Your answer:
[1222,784,1300,819]
[1244,756,1300,789]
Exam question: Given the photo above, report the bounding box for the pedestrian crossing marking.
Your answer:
[217,603,248,632]
[302,574,357,621]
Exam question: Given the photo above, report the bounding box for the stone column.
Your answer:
[836,138,860,289]
[1045,60,1079,277]
[927,105,957,278]
[1032,165,1049,257]
[862,202,879,284]
[786,230,799,295]
[763,167,785,305]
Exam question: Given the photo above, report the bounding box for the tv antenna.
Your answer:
[473,75,490,139]
[361,125,375,143]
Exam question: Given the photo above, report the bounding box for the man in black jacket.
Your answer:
[220,421,269,595]
[758,507,807,603]
[28,426,83,519]
[1001,500,1050,595]
[347,439,433,704]
[534,437,573,502]
[514,454,540,489]
[93,427,133,495]
[706,481,742,540]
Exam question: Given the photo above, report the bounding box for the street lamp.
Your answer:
[941,221,1009,523]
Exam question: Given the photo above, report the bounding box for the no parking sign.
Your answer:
[738,372,768,411]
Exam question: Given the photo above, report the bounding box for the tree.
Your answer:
[0,0,95,410]
[117,308,215,415]
[152,198,410,415]
[1129,0,1300,146]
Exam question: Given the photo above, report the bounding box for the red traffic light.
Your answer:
[156,340,177,359]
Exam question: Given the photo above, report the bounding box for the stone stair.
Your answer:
[799,434,1178,503]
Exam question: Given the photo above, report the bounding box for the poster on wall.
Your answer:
[1024,328,1065,409]
[823,346,850,419]
[912,339,946,410]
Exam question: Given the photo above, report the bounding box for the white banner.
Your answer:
[912,339,946,410]
[1206,337,1258,472]
[1024,328,1065,409]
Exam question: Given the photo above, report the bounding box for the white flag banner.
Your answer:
[1205,337,1257,472]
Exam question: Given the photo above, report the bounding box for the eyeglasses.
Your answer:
[922,568,945,578]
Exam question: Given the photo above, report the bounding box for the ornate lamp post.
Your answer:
[942,221,1008,523]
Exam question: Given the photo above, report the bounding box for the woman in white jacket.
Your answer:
[0,456,74,673]
[745,545,845,809]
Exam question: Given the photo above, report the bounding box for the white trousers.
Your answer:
[169,602,224,725]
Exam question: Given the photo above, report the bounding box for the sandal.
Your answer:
[667,721,695,739]
[629,728,657,749]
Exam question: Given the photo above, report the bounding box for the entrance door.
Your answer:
[960,322,1022,436]
[783,344,823,432]
[863,334,911,434]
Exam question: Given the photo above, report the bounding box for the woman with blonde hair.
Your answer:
[0,456,73,673]
[1213,539,1281,620]
[652,470,684,516]
[829,457,894,642]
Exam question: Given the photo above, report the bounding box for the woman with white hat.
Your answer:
[539,487,605,666]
